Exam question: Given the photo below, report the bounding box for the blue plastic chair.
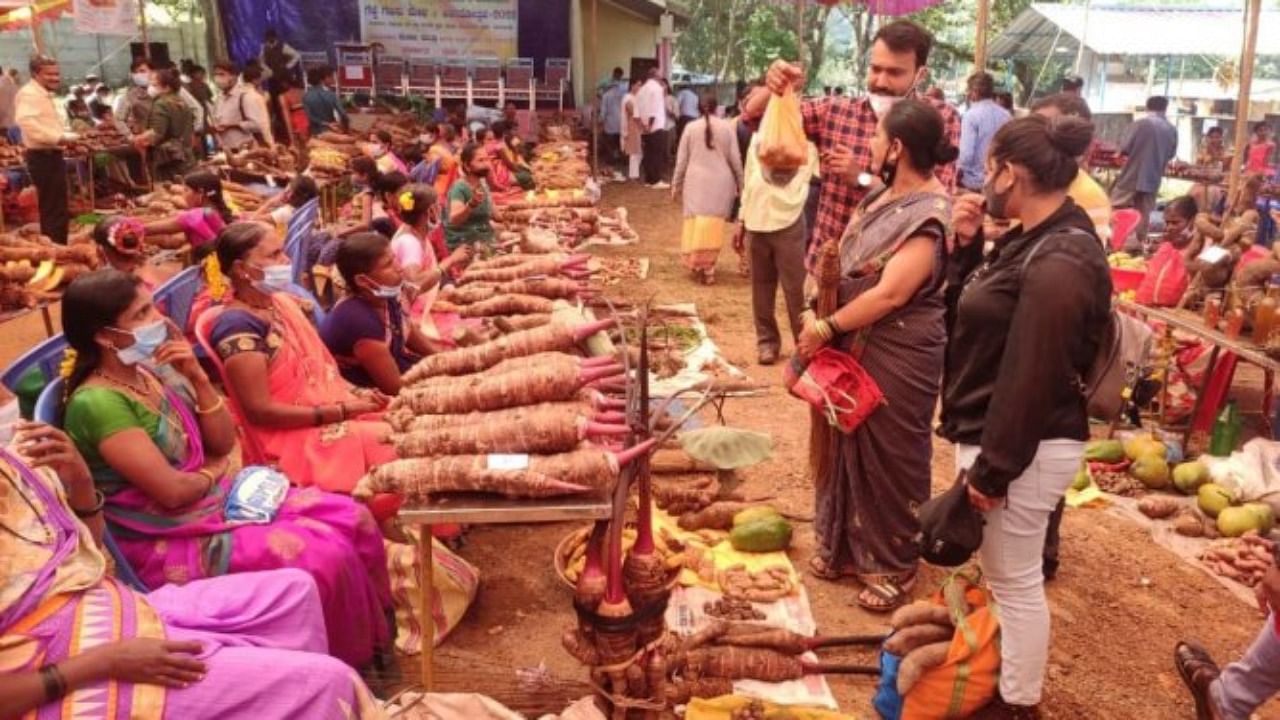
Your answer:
[152,265,204,331]
[286,282,327,325]
[284,197,321,284]
[34,377,150,593]
[1,334,68,393]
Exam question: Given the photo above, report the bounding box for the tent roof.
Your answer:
[989,4,1280,59]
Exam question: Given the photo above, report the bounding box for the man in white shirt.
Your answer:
[211,61,274,150]
[634,68,669,188]
[16,56,78,243]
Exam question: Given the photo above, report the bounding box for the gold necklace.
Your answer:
[93,370,189,445]
[95,368,157,400]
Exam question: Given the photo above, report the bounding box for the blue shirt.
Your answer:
[302,85,347,136]
[677,88,700,119]
[1113,113,1178,194]
[601,82,625,135]
[958,99,1011,189]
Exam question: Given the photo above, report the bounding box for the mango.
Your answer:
[1124,435,1167,462]
[1084,439,1125,464]
[1072,468,1091,492]
[1172,461,1210,495]
[729,516,793,553]
[1197,483,1234,518]
[1217,506,1263,538]
[1243,502,1276,534]
[1130,453,1170,489]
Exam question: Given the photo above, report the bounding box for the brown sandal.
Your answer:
[1175,641,1222,720]
[856,572,917,613]
[807,555,857,581]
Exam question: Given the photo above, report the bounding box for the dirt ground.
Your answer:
[4,183,1279,718]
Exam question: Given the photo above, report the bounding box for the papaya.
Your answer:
[1124,435,1167,462]
[1084,439,1125,463]
[1243,502,1276,534]
[729,516,793,553]
[733,506,781,528]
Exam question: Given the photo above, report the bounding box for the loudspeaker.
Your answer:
[129,42,171,68]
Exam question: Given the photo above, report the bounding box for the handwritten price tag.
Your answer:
[487,454,530,471]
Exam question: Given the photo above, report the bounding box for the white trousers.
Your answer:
[627,153,642,179]
[955,439,1083,706]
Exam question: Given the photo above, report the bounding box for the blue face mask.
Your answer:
[111,319,167,366]
[254,263,293,294]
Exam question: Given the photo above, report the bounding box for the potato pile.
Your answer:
[531,141,589,190]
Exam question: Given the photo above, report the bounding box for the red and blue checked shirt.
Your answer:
[800,95,961,257]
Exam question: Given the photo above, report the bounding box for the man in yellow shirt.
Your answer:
[1032,93,1112,248]
[737,130,819,365]
[15,55,78,244]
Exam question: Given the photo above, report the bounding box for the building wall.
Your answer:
[572,0,660,106]
[1,18,208,89]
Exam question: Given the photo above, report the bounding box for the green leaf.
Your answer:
[678,426,773,470]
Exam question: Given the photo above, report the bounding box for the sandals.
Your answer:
[856,572,917,613]
[1175,641,1222,720]
[807,555,857,581]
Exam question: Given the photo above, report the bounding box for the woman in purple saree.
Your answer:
[0,421,386,719]
[57,269,391,670]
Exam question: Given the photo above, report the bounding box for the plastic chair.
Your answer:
[284,197,321,286]
[1110,208,1142,252]
[1,334,68,393]
[33,376,62,423]
[152,266,204,331]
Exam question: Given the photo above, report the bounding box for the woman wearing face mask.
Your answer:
[141,171,234,254]
[794,99,955,612]
[59,268,393,670]
[368,129,408,175]
[321,232,440,394]
[389,185,473,342]
[132,68,195,183]
[494,121,535,190]
[195,223,398,496]
[445,142,495,251]
[943,115,1110,715]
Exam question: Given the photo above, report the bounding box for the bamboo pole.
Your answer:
[590,0,598,176]
[139,0,150,60]
[1227,0,1262,205]
[974,0,990,70]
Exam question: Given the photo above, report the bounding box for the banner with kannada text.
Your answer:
[358,0,517,59]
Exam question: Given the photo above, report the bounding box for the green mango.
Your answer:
[1084,439,1125,463]
[1072,468,1091,491]
[1243,502,1276,534]
[1172,462,1210,495]
[729,516,793,553]
[1217,506,1263,538]
[1124,435,1167,462]
[1197,483,1234,518]
[1130,453,1170,489]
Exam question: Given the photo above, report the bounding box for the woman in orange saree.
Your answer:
[192,222,398,508]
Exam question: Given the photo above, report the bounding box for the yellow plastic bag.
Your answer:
[757,88,807,172]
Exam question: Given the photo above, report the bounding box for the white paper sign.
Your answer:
[1198,245,1231,264]
[343,66,364,81]
[73,0,139,36]
[486,454,529,471]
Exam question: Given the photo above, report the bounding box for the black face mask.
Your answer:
[472,167,490,179]
[878,153,899,187]
[983,166,1012,220]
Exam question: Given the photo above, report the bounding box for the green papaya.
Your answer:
[729,516,793,553]
[733,506,781,527]
[1130,453,1170,489]
[1084,439,1125,463]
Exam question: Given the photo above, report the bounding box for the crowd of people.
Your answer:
[5,18,1280,720]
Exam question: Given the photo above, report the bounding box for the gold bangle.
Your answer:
[195,396,225,415]
[825,315,843,335]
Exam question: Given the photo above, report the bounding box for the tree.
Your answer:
[674,0,833,88]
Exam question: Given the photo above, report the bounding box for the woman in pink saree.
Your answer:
[191,222,399,506]
[59,269,392,670]
[0,422,385,719]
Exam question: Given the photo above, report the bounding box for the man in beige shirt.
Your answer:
[15,55,77,244]
[738,130,819,364]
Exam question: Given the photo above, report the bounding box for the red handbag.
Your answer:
[783,348,886,433]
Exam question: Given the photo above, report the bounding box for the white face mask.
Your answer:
[146,85,161,98]
[0,399,18,447]
[132,72,150,87]
[868,93,901,119]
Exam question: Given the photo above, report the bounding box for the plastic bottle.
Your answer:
[1204,293,1223,329]
[1252,277,1279,345]
[1209,401,1242,457]
[1226,307,1245,338]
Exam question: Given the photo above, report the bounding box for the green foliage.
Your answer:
[674,0,833,89]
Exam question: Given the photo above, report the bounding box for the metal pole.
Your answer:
[1073,0,1092,74]
[1227,0,1262,204]
[590,0,598,177]
[975,0,990,70]
[139,0,151,60]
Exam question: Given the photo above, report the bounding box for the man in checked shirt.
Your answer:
[739,20,960,267]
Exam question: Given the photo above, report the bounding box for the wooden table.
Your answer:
[0,304,56,337]
[1115,299,1280,441]
[398,494,612,691]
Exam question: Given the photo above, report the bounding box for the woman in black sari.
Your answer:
[797,99,955,611]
